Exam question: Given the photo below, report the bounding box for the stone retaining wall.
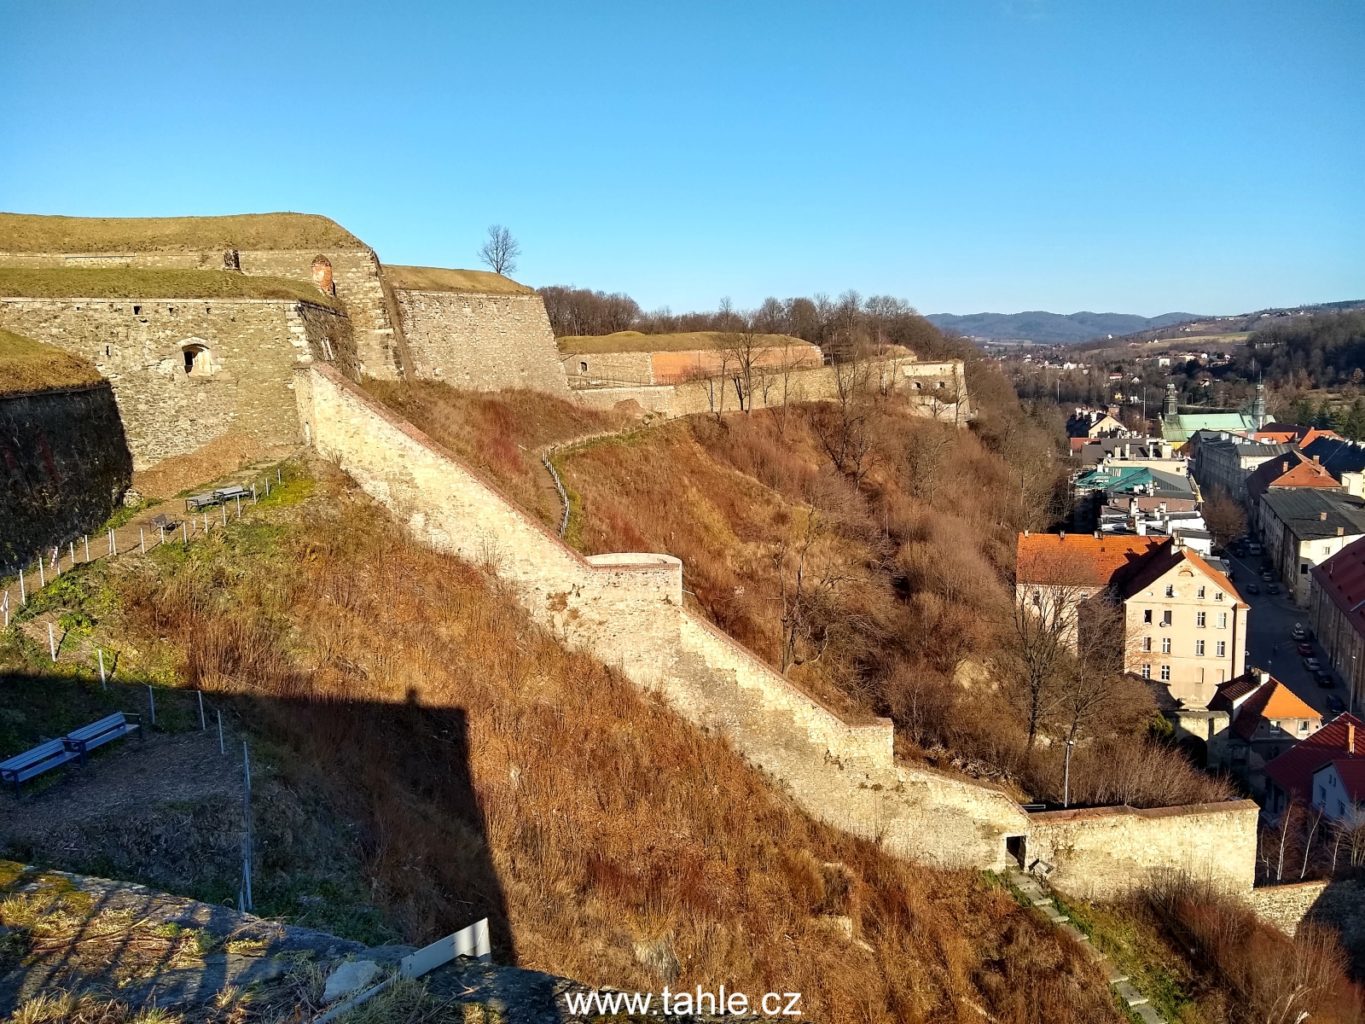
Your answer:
[0,296,347,469]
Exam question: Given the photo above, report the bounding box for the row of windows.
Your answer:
[1142,609,1228,628]
[1141,638,1227,656]
[1162,584,1225,601]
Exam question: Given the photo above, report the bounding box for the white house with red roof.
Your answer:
[1265,713,1365,820]
[1311,758,1365,825]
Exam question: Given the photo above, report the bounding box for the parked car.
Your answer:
[1260,570,1273,582]
[1249,542,1263,555]
[1316,671,1336,688]
[1297,642,1315,657]
[1328,695,1347,715]
[1246,582,1260,594]
[1292,623,1310,641]
[1267,582,1281,595]
[1304,656,1322,672]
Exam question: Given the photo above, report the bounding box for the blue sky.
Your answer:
[2,0,1361,316]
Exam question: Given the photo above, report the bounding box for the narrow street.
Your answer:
[1223,549,1353,718]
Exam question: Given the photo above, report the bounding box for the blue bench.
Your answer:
[213,485,251,503]
[63,713,142,763]
[185,492,220,512]
[0,739,79,794]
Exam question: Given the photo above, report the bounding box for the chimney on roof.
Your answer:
[1059,530,1067,541]
[1254,668,1269,685]
[1350,721,1357,754]
[1339,527,1346,536]
[1321,511,1329,521]
[1094,530,1101,539]
[1282,461,1289,473]
[1315,455,1322,464]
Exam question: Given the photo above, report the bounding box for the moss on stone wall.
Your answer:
[0,268,341,310]
[0,329,102,395]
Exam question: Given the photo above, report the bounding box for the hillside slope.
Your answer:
[0,468,1126,1024]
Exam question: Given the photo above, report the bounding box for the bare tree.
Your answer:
[478,225,522,276]
[1203,486,1247,549]
[812,349,875,485]
[773,511,855,673]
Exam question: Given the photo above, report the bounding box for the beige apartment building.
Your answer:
[1120,544,1248,707]
[1015,533,1248,709]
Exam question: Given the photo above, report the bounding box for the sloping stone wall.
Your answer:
[0,296,346,469]
[297,363,1259,892]
[394,289,570,395]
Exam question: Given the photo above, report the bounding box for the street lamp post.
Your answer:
[1063,737,1076,808]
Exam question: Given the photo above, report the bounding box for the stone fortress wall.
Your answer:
[392,287,570,395]
[297,361,1259,898]
[571,358,972,422]
[0,381,132,572]
[0,247,401,378]
[0,296,351,470]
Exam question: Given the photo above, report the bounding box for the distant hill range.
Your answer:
[925,310,1202,345]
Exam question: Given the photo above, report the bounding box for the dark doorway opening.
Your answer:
[1006,835,1026,869]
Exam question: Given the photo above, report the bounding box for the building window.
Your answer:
[579,361,588,374]
[182,344,212,377]
[1142,637,1152,652]
[1216,591,1224,601]
[1162,610,1172,626]
[1032,590,1042,608]
[1161,637,1172,654]
[1160,665,1171,681]
[1301,563,1309,575]
[1141,664,1151,679]
[1217,641,1226,657]
[1218,612,1227,628]
[1196,640,1206,656]
[1165,585,1175,598]
[1144,609,1153,624]
[1197,611,1206,628]
[1198,586,1206,599]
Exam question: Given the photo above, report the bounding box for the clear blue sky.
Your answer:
[2,0,1361,316]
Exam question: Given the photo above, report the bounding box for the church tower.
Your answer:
[1252,381,1268,429]
[1163,383,1179,419]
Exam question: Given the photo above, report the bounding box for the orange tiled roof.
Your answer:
[1266,714,1365,804]
[1230,677,1321,741]
[1015,533,1165,588]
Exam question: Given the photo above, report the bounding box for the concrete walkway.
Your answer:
[1005,868,1166,1024]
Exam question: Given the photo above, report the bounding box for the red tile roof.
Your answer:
[1245,450,1341,504]
[1309,537,1365,641]
[1318,758,1365,804]
[1266,713,1365,805]
[1228,677,1321,741]
[1015,533,1165,588]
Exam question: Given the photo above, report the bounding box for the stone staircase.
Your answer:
[1004,868,1166,1024]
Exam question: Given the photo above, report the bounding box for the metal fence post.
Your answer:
[198,690,206,731]
[2,592,8,628]
[37,557,45,588]
[221,503,227,527]
[19,569,26,606]
[183,521,188,544]
[47,623,56,662]
[241,740,253,912]
[139,528,146,554]
[218,710,225,754]
[53,547,61,577]
[69,540,75,566]
[84,535,90,562]
[98,648,107,689]
[147,685,156,726]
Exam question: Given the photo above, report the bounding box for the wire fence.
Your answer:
[0,460,301,912]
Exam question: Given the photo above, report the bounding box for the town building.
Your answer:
[1015,533,1247,708]
[1309,538,1365,713]
[1066,408,1127,439]
[1244,451,1343,534]
[1159,381,1268,444]
[1265,713,1365,819]
[1211,672,1322,798]
[1260,490,1365,604]
[1310,758,1365,825]
[1192,432,1293,505]
[1302,435,1365,496]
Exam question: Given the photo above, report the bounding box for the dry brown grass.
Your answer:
[358,378,631,525]
[0,328,103,394]
[382,265,532,295]
[0,268,342,310]
[0,211,362,252]
[111,472,1124,1024]
[557,330,815,354]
